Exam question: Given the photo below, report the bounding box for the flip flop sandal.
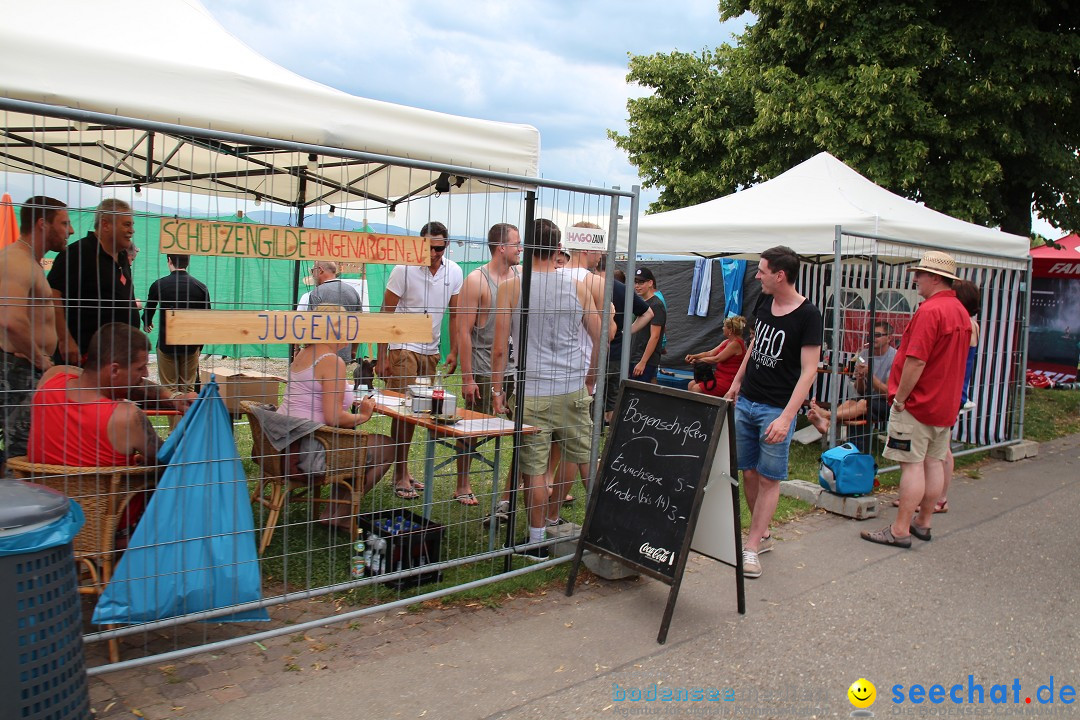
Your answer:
[393,487,420,500]
[562,495,575,507]
[453,492,479,506]
[934,499,948,513]
[411,480,425,491]
[890,498,901,507]
[860,526,912,548]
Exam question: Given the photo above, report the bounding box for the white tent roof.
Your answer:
[628,153,1030,263]
[0,0,540,207]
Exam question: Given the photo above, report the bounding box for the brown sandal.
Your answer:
[860,525,912,548]
[934,499,949,513]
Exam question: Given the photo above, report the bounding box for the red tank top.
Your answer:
[28,372,136,466]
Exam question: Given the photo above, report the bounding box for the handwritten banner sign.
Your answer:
[166,310,432,345]
[159,219,428,265]
[567,381,740,644]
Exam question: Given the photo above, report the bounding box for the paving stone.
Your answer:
[135,702,180,720]
[189,671,230,693]
[156,681,198,700]
[225,665,263,684]
[210,685,248,703]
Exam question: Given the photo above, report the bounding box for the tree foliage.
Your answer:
[610,0,1080,235]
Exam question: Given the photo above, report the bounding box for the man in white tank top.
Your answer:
[490,219,603,559]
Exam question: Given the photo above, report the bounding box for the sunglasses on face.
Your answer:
[430,245,447,253]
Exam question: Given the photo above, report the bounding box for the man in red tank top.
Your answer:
[28,323,192,467]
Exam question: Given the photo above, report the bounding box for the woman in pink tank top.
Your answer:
[274,310,394,525]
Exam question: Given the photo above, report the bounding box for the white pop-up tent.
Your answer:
[626,153,1029,261]
[0,0,540,207]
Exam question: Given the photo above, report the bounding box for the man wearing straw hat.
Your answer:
[861,250,971,548]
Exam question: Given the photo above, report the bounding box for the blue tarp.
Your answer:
[721,259,747,317]
[93,380,268,624]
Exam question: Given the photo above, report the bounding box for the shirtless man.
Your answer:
[0,196,73,465]
[456,223,521,507]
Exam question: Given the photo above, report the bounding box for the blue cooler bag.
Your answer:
[819,443,876,496]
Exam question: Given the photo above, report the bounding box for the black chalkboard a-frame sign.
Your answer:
[566,380,745,644]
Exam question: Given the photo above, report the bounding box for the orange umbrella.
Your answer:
[0,193,17,248]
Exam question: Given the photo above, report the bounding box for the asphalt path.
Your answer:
[183,433,1080,720]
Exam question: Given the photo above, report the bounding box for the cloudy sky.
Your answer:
[200,0,749,209]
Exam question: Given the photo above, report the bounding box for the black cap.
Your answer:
[634,266,655,283]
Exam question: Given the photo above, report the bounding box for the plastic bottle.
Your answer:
[350,533,366,578]
[364,533,378,572]
[432,368,445,416]
[370,535,387,575]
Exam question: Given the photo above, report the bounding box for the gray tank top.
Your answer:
[511,269,586,397]
[470,266,500,377]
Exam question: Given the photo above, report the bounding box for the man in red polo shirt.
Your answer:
[861,251,971,548]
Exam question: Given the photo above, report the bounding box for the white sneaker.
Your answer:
[742,550,762,578]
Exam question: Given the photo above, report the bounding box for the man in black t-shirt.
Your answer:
[49,199,140,364]
[726,246,822,580]
[630,266,667,383]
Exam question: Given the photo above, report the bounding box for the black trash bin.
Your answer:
[0,479,89,720]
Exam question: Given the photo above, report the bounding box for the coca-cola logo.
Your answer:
[639,542,673,564]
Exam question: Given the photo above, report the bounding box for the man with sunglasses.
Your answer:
[807,320,895,434]
[375,221,462,499]
[301,260,363,361]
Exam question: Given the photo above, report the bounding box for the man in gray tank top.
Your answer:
[454,223,521,507]
[490,219,603,559]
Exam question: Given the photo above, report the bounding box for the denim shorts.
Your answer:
[735,396,797,481]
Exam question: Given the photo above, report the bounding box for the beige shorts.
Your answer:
[382,349,439,393]
[515,387,593,476]
[882,407,951,463]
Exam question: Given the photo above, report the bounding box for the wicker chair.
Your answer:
[241,401,369,555]
[4,456,157,663]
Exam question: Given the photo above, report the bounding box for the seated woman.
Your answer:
[276,306,394,527]
[685,315,747,397]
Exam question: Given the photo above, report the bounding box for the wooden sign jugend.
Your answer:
[165,310,432,345]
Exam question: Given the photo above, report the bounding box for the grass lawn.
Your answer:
[164,379,1077,611]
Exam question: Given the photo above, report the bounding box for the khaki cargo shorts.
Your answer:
[515,387,593,476]
[882,407,951,463]
[382,349,439,393]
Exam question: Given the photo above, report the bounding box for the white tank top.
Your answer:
[511,269,586,397]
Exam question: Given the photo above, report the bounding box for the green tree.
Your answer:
[611,0,1080,235]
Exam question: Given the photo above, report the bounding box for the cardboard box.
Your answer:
[200,366,284,413]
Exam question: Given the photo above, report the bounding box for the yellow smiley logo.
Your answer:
[848,678,876,709]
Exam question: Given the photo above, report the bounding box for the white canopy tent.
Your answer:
[625,153,1029,264]
[0,0,540,208]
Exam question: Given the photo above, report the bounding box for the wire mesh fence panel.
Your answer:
[0,106,637,672]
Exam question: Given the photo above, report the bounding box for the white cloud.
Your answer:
[201,0,743,191]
